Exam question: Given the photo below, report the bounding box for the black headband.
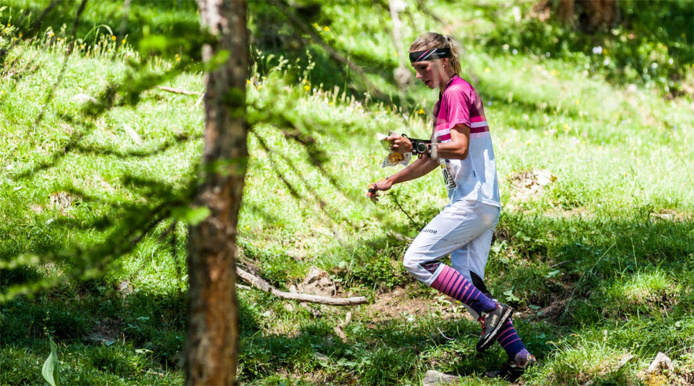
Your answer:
[409,47,452,63]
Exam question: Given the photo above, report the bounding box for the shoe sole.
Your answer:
[477,307,514,352]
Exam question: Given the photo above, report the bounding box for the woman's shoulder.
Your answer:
[447,75,474,92]
[443,76,474,101]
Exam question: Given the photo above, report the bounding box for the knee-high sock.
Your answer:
[496,318,527,359]
[430,265,496,315]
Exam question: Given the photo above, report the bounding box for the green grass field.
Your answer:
[1,0,693,384]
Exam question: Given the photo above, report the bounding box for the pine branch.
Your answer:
[271,0,389,101]
[33,0,89,129]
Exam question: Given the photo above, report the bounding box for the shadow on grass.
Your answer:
[1,204,692,383]
[0,0,200,47]
[233,205,693,382]
[0,276,263,366]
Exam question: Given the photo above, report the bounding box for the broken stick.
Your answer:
[236,267,368,306]
[156,86,202,96]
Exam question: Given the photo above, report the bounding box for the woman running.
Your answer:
[367,32,535,377]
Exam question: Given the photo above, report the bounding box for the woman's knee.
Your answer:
[402,249,421,274]
[403,249,441,282]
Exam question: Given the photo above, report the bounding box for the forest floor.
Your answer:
[1,0,694,385]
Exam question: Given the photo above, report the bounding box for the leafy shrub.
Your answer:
[146,330,183,368]
[480,1,694,92]
[0,346,41,385]
[84,343,146,377]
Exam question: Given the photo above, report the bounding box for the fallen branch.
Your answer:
[156,86,202,96]
[237,267,368,306]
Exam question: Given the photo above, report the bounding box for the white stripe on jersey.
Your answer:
[435,129,450,137]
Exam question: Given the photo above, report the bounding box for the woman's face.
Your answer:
[411,58,447,89]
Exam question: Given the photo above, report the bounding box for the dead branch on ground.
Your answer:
[237,268,368,306]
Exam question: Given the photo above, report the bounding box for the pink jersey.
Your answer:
[432,75,500,207]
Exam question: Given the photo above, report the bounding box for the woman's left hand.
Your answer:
[386,134,413,154]
[366,177,393,203]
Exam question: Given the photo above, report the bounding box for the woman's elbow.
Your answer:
[455,148,468,160]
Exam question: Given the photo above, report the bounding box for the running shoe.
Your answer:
[476,302,514,352]
[485,351,537,381]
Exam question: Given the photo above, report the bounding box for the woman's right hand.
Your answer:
[386,134,413,154]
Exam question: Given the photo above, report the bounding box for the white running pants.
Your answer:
[403,199,500,288]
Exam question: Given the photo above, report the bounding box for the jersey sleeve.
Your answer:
[442,86,471,129]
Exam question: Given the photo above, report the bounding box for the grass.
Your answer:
[1,0,694,384]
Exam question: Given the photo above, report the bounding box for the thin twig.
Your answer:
[437,326,455,341]
[392,194,422,230]
[194,92,205,108]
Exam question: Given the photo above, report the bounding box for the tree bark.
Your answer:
[578,0,618,34]
[556,0,575,27]
[553,0,619,33]
[185,0,248,385]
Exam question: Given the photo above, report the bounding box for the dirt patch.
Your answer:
[537,298,568,320]
[365,287,474,323]
[544,206,594,219]
[297,267,336,297]
[649,210,693,223]
[506,169,557,211]
[678,371,694,386]
[50,191,76,215]
[88,317,122,344]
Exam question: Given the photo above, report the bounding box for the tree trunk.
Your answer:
[554,0,619,33]
[185,0,248,385]
[578,0,618,34]
[556,0,575,27]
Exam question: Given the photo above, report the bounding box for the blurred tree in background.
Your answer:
[545,0,619,33]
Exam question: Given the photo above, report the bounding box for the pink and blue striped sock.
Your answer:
[430,265,496,315]
[496,318,527,360]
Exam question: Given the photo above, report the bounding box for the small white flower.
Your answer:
[651,62,658,69]
[502,44,509,51]
[603,58,611,66]
[592,46,603,54]
[512,49,518,55]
